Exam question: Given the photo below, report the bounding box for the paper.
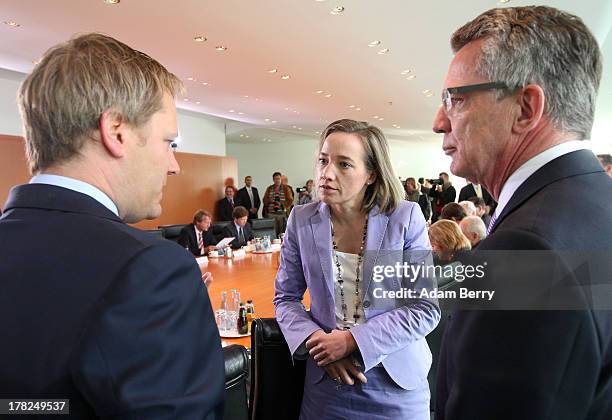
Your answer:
[215,237,235,249]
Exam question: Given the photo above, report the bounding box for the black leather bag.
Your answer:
[249,318,306,420]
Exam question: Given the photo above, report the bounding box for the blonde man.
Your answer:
[0,34,224,418]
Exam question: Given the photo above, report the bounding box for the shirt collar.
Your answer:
[30,174,119,217]
[494,140,591,219]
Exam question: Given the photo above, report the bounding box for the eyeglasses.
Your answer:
[441,81,511,114]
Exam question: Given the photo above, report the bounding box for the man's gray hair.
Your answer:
[460,216,487,241]
[451,6,602,138]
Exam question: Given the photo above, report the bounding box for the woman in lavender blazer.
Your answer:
[274,119,440,419]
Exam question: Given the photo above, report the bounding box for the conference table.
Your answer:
[199,248,310,348]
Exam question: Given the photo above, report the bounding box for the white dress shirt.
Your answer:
[30,174,119,216]
[493,140,592,221]
[246,186,254,208]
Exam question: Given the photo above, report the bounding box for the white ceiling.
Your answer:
[1,0,611,149]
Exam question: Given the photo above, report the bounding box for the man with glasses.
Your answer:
[433,6,612,419]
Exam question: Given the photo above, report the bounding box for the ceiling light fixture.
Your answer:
[272,120,277,123]
[378,118,384,121]
[316,90,324,94]
[330,6,345,15]
[406,75,416,80]
[498,0,510,3]
[400,69,411,75]
[281,74,290,80]
[377,48,390,55]
[298,127,303,130]
[349,105,355,108]
[264,118,270,122]
[355,107,361,111]
[215,46,227,51]
[3,20,21,27]
[187,77,195,81]
[201,82,209,86]
[229,109,235,113]
[422,89,431,94]
[244,95,249,98]
[184,98,190,102]
[324,94,332,98]
[245,135,250,138]
[368,40,381,47]
[103,0,120,4]
[268,68,278,73]
[193,36,207,42]
[238,112,244,115]
[373,116,379,119]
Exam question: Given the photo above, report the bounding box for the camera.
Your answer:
[426,178,445,186]
[296,187,306,194]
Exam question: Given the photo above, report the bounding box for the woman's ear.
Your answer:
[512,84,545,135]
[99,110,127,158]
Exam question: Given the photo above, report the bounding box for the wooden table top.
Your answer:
[199,250,310,348]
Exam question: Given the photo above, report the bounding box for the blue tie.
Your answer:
[487,212,498,235]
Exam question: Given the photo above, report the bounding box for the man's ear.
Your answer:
[99,110,127,158]
[512,84,545,135]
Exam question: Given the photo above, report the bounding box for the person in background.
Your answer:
[222,206,254,249]
[459,216,487,248]
[0,33,224,418]
[440,202,467,223]
[275,119,439,419]
[263,171,293,235]
[216,185,236,222]
[178,209,216,256]
[422,172,456,223]
[458,180,495,212]
[428,220,472,288]
[405,177,431,222]
[298,179,315,205]
[468,196,492,228]
[236,175,261,221]
[281,174,295,212]
[433,6,612,418]
[458,200,477,217]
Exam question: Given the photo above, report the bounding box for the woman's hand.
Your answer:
[306,329,357,366]
[322,357,367,385]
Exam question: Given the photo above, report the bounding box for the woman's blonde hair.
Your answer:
[429,219,471,261]
[319,119,404,214]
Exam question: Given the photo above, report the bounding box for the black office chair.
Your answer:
[222,344,249,420]
[249,318,306,420]
[212,221,232,242]
[251,218,277,239]
[158,223,188,242]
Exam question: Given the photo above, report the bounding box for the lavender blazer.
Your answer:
[274,200,440,390]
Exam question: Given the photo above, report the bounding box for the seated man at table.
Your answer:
[178,209,216,256]
[222,206,254,248]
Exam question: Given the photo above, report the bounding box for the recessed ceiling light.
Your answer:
[193,36,207,42]
[268,68,278,73]
[3,21,21,27]
[238,112,244,115]
[406,75,416,80]
[498,0,510,3]
[244,95,249,98]
[377,48,390,55]
[355,107,361,111]
[422,89,432,94]
[240,134,244,138]
[426,93,434,98]
[298,127,303,130]
[292,125,297,129]
[196,101,201,105]
[378,118,384,121]
[330,6,345,15]
[201,82,209,86]
[293,110,299,114]
[373,116,379,119]
[324,93,332,98]
[264,118,270,122]
[281,74,290,80]
[184,98,190,102]
[187,77,195,81]
[103,0,120,4]
[315,131,321,135]
[245,135,250,138]
[368,40,381,47]
[349,105,355,108]
[229,109,235,113]
[400,69,411,75]
[215,46,227,51]
[285,107,290,111]
[316,90,324,94]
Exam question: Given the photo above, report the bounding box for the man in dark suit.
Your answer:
[222,206,254,248]
[423,172,456,223]
[432,6,612,419]
[178,209,216,256]
[235,175,261,221]
[216,185,235,222]
[0,33,224,418]
[458,181,495,213]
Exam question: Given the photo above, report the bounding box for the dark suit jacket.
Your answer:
[178,224,216,256]
[236,186,260,220]
[458,183,494,205]
[222,222,254,248]
[436,150,612,419]
[0,184,224,419]
[216,197,235,222]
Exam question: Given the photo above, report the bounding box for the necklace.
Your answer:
[331,214,368,330]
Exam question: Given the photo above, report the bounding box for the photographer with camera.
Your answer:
[263,171,294,235]
[297,179,315,205]
[420,172,456,223]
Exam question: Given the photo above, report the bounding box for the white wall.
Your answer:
[227,136,467,197]
[0,68,227,156]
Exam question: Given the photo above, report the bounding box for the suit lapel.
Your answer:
[491,150,604,234]
[362,207,388,297]
[310,203,336,308]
